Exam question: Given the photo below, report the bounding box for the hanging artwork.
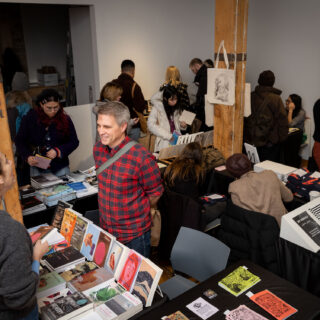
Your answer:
[207,40,235,106]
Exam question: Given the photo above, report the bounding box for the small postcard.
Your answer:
[186,297,218,320]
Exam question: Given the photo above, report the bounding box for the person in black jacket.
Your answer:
[312,99,320,169]
[189,58,208,131]
[0,151,49,319]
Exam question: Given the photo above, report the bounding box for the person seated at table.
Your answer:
[148,85,187,152]
[226,153,293,225]
[15,89,79,178]
[160,66,190,112]
[0,151,49,319]
[164,142,205,198]
[286,93,305,131]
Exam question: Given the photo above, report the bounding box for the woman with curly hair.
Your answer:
[15,89,79,177]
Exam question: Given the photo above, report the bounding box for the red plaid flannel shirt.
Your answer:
[93,136,163,243]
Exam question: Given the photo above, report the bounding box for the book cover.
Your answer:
[67,182,87,192]
[104,240,125,275]
[218,266,260,297]
[132,257,163,307]
[85,279,125,304]
[70,216,89,251]
[29,225,54,245]
[21,196,44,212]
[60,208,77,243]
[80,223,101,260]
[34,154,51,169]
[226,305,268,320]
[51,201,72,232]
[53,240,70,252]
[104,293,134,316]
[118,250,142,292]
[43,246,84,271]
[38,288,73,310]
[40,291,92,319]
[37,271,66,298]
[69,268,113,292]
[250,290,298,320]
[60,261,99,282]
[93,231,113,268]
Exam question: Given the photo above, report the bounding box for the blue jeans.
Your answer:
[30,166,70,177]
[128,127,140,142]
[125,230,150,257]
[21,305,38,320]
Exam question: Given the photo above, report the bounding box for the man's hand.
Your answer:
[33,240,49,261]
[46,149,57,159]
[27,156,38,167]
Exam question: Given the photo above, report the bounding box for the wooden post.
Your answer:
[213,0,248,159]
[0,72,23,224]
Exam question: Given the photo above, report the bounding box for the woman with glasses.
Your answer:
[15,89,79,177]
[285,93,305,131]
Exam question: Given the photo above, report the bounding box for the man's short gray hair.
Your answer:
[97,101,130,127]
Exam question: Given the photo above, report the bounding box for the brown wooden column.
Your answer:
[213,0,248,159]
[0,73,23,224]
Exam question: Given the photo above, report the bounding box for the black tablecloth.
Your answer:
[138,260,320,320]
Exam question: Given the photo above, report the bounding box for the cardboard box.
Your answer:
[37,72,59,86]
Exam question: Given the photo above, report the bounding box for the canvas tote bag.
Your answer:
[207,40,235,106]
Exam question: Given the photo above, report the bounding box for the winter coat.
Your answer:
[148,91,182,152]
[244,85,288,147]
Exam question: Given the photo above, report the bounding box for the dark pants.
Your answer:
[125,230,151,257]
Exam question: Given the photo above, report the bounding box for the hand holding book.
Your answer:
[33,154,52,169]
[33,240,50,262]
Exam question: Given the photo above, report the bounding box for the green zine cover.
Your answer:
[218,265,260,297]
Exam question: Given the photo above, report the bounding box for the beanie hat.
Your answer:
[226,153,252,178]
[258,70,275,87]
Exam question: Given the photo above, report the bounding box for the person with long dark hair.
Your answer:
[286,93,305,131]
[164,142,205,197]
[15,89,79,177]
[148,85,187,152]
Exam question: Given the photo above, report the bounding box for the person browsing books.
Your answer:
[93,101,163,257]
[15,89,79,178]
[0,151,49,320]
[148,85,187,152]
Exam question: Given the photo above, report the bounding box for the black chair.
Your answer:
[84,209,100,226]
[217,200,280,275]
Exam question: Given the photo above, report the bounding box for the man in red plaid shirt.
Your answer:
[93,101,163,257]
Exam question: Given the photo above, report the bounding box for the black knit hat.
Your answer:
[226,153,252,178]
[258,70,275,87]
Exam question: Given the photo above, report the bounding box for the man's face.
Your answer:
[190,63,200,74]
[97,114,127,148]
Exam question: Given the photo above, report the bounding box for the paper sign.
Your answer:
[205,94,214,127]
[186,297,218,320]
[179,110,196,126]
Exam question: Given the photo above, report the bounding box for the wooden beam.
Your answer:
[213,0,248,159]
[0,73,23,224]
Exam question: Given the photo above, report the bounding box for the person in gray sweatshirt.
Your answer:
[0,151,48,320]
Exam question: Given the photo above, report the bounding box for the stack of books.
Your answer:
[19,185,36,199]
[36,185,76,207]
[21,196,46,216]
[31,173,63,189]
[36,271,66,299]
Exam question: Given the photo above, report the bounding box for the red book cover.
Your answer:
[30,226,54,245]
[250,289,298,320]
[118,250,142,291]
[93,232,112,267]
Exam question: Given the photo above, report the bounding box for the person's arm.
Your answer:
[133,84,147,113]
[289,109,305,128]
[279,180,294,203]
[149,195,161,209]
[55,117,79,158]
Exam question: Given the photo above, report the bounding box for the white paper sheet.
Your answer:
[179,110,196,125]
[186,297,218,320]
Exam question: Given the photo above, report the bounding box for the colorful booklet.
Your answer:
[34,154,51,170]
[132,257,163,307]
[93,231,114,268]
[60,208,78,243]
[226,305,268,320]
[161,311,190,320]
[60,261,99,282]
[37,271,66,299]
[70,216,89,251]
[104,240,127,276]
[117,250,142,292]
[80,223,101,260]
[249,289,298,320]
[51,200,73,232]
[218,265,260,297]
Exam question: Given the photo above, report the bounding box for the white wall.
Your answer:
[246,0,320,136]
[20,4,68,83]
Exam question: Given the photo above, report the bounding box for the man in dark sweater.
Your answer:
[0,151,48,319]
[189,58,208,131]
[114,60,147,141]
